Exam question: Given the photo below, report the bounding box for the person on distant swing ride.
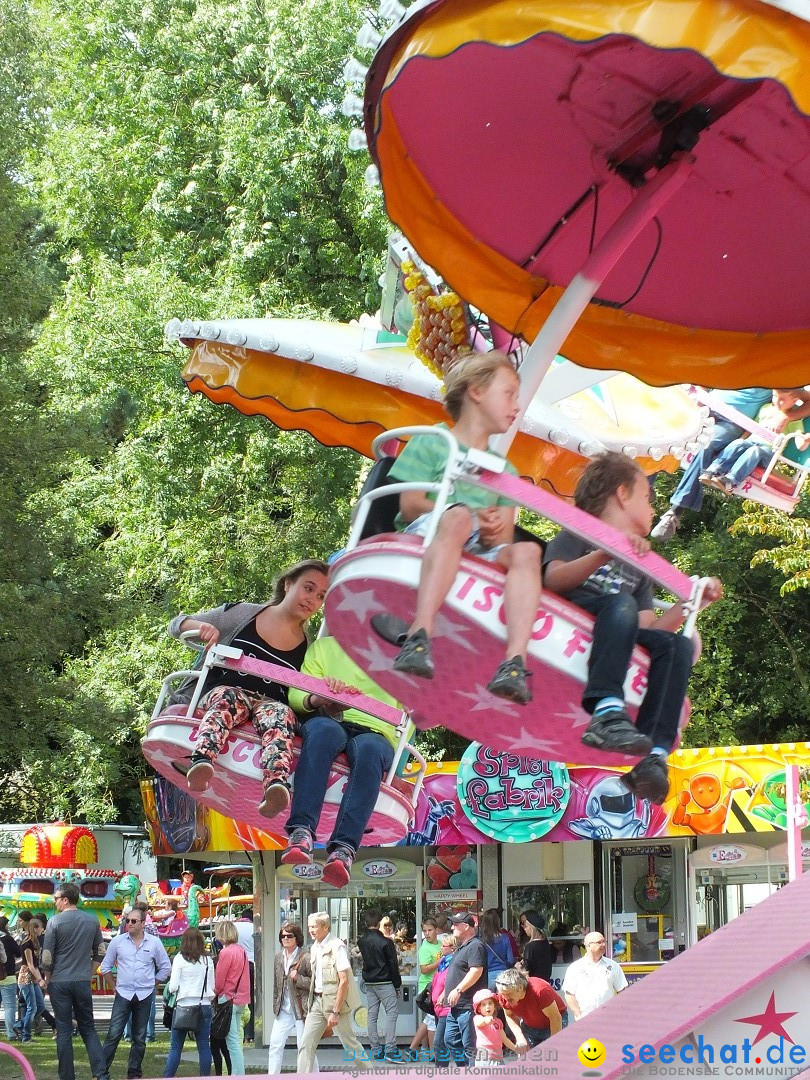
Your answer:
[544,453,723,804]
[699,388,809,493]
[373,350,543,705]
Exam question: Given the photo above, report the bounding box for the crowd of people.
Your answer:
[260,905,623,1069]
[0,875,627,1076]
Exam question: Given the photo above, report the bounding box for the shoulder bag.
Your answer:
[172,959,209,1031]
[211,951,246,1040]
[416,984,435,1016]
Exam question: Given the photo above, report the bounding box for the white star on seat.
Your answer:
[333,587,383,622]
[353,635,398,675]
[201,790,233,813]
[213,772,242,793]
[144,748,182,772]
[433,612,478,653]
[552,702,591,730]
[497,724,567,758]
[454,685,521,716]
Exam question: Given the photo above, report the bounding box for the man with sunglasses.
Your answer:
[99,904,171,1079]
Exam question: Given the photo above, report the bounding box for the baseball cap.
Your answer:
[448,912,476,927]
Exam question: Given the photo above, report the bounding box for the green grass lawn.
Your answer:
[0,1032,269,1078]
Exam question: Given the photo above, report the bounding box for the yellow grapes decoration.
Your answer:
[401,260,472,381]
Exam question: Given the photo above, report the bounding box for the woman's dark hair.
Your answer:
[180,927,206,963]
[269,560,330,606]
[479,908,503,945]
[279,921,304,947]
[574,451,644,517]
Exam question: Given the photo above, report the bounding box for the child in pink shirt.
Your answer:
[473,988,517,1064]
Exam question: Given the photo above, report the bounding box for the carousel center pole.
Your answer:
[495,154,693,455]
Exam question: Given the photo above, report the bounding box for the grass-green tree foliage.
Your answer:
[3,0,385,821]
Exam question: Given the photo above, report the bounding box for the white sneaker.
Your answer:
[650,508,681,541]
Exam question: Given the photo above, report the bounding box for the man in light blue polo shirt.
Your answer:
[100,903,171,1079]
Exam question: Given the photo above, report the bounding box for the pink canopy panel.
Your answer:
[363,0,810,386]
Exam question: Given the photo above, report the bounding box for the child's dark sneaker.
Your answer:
[321,845,355,888]
[393,630,434,678]
[258,781,290,819]
[370,613,409,646]
[280,827,314,866]
[487,656,532,704]
[186,758,214,793]
[623,753,670,804]
[581,712,653,755]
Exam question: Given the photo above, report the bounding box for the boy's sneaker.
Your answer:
[650,508,681,541]
[280,827,314,866]
[321,845,355,888]
[581,712,653,755]
[393,630,434,679]
[623,753,670,805]
[186,758,214,793]
[258,782,290,819]
[713,474,735,493]
[487,656,533,704]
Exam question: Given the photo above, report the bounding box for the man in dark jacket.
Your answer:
[358,909,401,1061]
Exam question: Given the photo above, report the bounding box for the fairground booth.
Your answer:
[142,738,810,1040]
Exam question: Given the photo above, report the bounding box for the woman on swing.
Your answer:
[168,559,329,818]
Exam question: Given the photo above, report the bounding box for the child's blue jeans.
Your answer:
[578,592,694,753]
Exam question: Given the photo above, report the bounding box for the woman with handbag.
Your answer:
[164,928,214,1077]
[479,908,516,990]
[266,922,318,1074]
[211,921,250,1076]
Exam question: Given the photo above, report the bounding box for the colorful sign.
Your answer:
[142,742,810,856]
[456,743,569,841]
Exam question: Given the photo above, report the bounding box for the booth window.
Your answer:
[506,883,590,935]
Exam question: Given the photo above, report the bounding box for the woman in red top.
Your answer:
[213,921,251,1075]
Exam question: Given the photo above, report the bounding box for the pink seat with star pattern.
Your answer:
[325,426,709,767]
[142,652,426,843]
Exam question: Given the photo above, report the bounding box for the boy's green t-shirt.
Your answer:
[417,939,442,992]
[388,424,518,530]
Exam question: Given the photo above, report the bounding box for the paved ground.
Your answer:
[86,996,401,1073]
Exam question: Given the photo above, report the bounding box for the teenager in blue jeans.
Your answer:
[280,636,404,889]
[545,453,723,804]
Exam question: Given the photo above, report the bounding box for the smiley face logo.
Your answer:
[577,1038,607,1070]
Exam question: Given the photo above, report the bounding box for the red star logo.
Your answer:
[736,992,798,1045]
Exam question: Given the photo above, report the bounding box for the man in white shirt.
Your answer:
[562,931,627,1020]
[100,905,171,1078]
[297,911,367,1072]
